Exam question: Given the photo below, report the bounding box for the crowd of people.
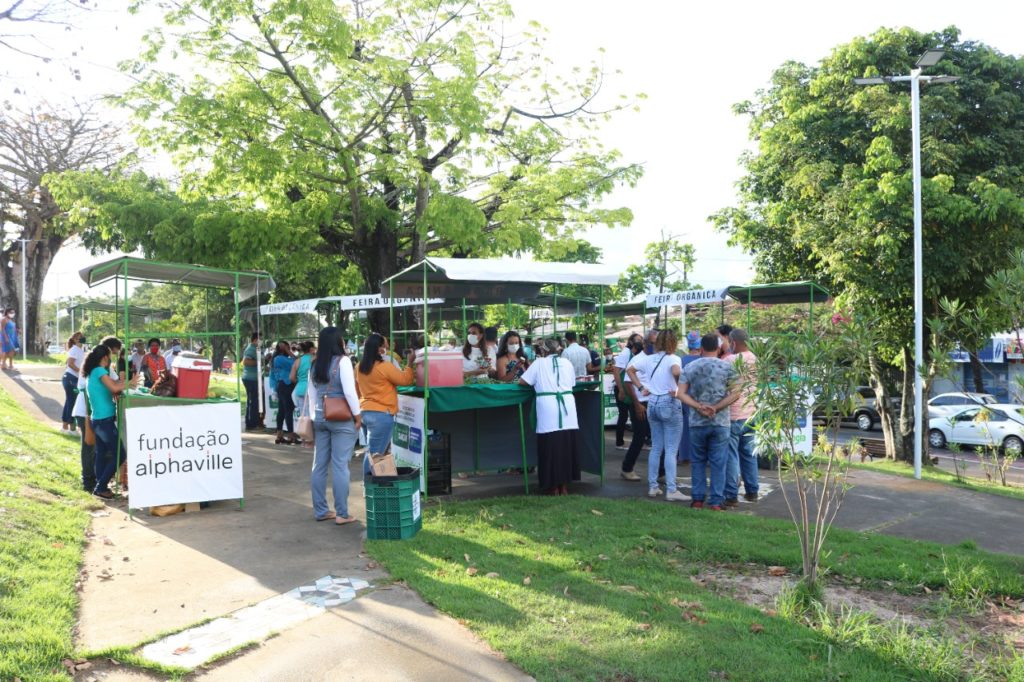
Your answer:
[613,324,758,510]
[50,318,756,518]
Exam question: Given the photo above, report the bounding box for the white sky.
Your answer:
[10,0,1022,301]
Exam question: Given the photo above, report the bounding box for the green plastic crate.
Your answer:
[367,515,422,540]
[365,467,421,541]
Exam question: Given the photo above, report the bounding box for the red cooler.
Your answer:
[413,349,464,388]
[172,354,213,399]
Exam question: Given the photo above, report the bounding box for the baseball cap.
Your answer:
[686,331,701,350]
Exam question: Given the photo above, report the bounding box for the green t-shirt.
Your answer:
[242,343,258,381]
[87,367,116,420]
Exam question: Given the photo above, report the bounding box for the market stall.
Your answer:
[79,257,275,512]
[382,257,620,495]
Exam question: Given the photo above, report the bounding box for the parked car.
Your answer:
[928,405,1024,454]
[45,344,63,355]
[927,392,997,420]
[813,386,898,432]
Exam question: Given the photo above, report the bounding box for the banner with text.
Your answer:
[126,402,244,508]
[339,295,443,310]
[645,287,731,309]
[392,395,426,491]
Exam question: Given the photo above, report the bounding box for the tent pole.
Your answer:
[518,402,528,495]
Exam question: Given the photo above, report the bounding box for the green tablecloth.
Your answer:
[398,381,599,413]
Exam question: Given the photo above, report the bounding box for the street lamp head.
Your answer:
[928,76,961,85]
[916,49,946,68]
[853,77,887,85]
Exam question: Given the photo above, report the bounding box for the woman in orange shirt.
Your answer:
[356,333,414,473]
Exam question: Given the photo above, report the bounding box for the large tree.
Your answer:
[0,103,124,354]
[713,27,1024,461]
[113,0,640,330]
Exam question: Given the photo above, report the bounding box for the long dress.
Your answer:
[521,355,581,490]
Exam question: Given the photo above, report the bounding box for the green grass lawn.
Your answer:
[368,495,1024,682]
[0,387,95,681]
[843,456,1024,503]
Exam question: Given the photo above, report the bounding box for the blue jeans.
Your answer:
[725,419,760,499]
[689,424,730,506]
[91,417,119,494]
[77,416,96,492]
[678,404,692,463]
[361,410,394,476]
[648,395,683,492]
[311,418,357,519]
[243,378,261,429]
[61,373,77,424]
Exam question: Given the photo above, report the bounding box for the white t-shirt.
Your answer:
[461,346,494,373]
[639,351,682,396]
[624,351,651,403]
[560,342,591,378]
[614,347,633,371]
[72,372,88,419]
[521,355,579,434]
[65,345,85,377]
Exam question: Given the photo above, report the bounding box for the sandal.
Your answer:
[316,512,336,522]
[335,515,356,526]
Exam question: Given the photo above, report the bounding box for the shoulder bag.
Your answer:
[323,357,353,422]
[296,389,314,440]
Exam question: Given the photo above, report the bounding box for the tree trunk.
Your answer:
[868,352,897,459]
[0,228,61,355]
[968,353,985,393]
[895,347,916,464]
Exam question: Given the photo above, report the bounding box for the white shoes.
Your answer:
[621,471,641,481]
[665,490,687,502]
[648,486,662,497]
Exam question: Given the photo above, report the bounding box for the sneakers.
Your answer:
[621,471,641,481]
[615,443,627,451]
[724,498,739,508]
[648,486,662,497]
[744,493,759,502]
[689,500,704,509]
[708,505,725,512]
[665,490,687,502]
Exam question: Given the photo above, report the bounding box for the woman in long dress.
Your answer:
[519,338,580,494]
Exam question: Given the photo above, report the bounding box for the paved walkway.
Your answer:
[5,363,1024,679]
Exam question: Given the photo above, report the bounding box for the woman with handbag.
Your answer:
[290,341,316,447]
[307,327,362,525]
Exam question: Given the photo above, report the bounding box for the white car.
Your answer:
[46,344,63,355]
[927,392,997,419]
[928,405,1024,454]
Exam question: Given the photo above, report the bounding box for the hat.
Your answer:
[686,331,701,350]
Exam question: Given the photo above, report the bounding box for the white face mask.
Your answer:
[467,334,479,346]
[508,344,520,353]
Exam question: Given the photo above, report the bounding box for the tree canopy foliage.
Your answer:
[82,0,641,319]
[713,26,1024,459]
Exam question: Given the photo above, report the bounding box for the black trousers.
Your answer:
[615,397,630,446]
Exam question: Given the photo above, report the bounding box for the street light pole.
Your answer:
[18,238,27,362]
[910,67,925,480]
[855,49,958,480]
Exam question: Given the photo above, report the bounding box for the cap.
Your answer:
[686,331,701,350]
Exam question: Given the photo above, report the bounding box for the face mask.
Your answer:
[508,344,520,353]
[644,343,655,354]
[150,346,160,353]
[467,334,479,346]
